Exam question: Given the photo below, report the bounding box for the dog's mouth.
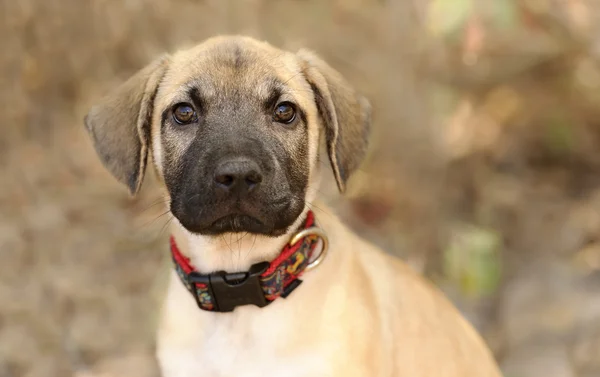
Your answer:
[207,214,266,234]
[173,206,285,236]
[170,195,303,237]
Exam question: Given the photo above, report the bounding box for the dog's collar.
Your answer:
[170,211,328,312]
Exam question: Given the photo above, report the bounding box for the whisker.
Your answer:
[137,196,170,214]
[236,232,248,258]
[138,209,172,230]
[223,234,235,266]
[158,215,175,238]
[282,71,304,86]
[237,233,241,260]
[230,232,239,262]
[185,192,203,205]
[286,88,320,96]
[305,202,320,216]
[244,234,258,261]
[222,234,234,254]
[305,201,331,217]
[234,232,248,243]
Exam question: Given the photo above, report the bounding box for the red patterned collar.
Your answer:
[170,211,328,312]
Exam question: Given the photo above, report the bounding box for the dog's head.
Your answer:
[85,36,371,237]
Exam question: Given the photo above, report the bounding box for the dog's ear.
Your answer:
[297,49,372,193]
[84,55,170,195]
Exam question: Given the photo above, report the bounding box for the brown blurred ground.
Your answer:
[2,1,600,376]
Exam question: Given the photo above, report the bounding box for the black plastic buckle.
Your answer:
[188,261,270,312]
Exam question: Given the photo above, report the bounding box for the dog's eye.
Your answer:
[273,102,296,124]
[172,103,197,125]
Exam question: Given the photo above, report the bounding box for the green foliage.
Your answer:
[487,1,520,31]
[443,224,502,298]
[545,114,575,155]
[427,0,473,36]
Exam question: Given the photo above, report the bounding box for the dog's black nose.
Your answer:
[214,158,263,194]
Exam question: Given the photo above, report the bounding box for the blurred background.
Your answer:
[1,0,600,376]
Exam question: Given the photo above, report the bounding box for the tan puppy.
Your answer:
[84,36,502,377]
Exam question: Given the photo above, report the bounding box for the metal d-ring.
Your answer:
[289,226,329,272]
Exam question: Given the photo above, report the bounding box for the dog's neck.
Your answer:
[170,207,311,274]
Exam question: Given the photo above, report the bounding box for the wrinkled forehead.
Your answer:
[156,39,313,109]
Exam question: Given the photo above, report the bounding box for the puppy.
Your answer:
[84,36,502,377]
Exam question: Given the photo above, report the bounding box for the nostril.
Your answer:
[213,159,263,193]
[245,172,262,191]
[215,174,235,187]
[245,172,262,185]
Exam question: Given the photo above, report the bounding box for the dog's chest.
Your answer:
[157,311,333,377]
[156,275,339,377]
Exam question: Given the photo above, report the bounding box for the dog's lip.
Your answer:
[170,196,298,235]
[209,213,264,227]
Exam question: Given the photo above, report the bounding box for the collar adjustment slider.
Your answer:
[187,262,270,312]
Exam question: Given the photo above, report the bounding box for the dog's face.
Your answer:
[155,40,318,236]
[85,36,371,237]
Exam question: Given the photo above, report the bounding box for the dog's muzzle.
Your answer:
[170,149,302,236]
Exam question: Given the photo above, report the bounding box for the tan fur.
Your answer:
[297,49,371,192]
[85,55,170,194]
[84,35,502,377]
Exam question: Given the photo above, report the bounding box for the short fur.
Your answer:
[84,36,502,377]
